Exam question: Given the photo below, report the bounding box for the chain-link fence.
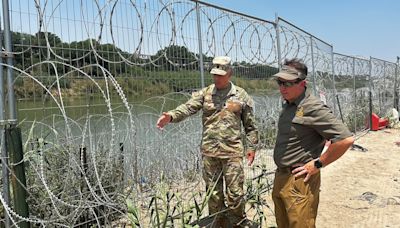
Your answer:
[333,54,371,133]
[370,57,398,116]
[0,0,399,226]
[277,17,335,109]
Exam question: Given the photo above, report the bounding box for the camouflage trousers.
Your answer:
[202,156,245,227]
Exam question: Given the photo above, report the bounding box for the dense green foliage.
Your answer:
[11,31,280,99]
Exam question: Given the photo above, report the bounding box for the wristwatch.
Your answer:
[314,158,323,169]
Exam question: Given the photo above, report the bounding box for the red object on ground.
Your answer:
[371,113,388,131]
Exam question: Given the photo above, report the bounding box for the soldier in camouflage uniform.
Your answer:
[156,56,259,227]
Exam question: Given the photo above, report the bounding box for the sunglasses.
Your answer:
[276,79,302,87]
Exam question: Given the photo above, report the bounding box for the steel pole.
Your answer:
[275,14,282,70]
[2,0,16,122]
[3,1,30,227]
[331,51,337,115]
[310,36,317,95]
[0,16,10,228]
[396,57,400,111]
[195,2,205,88]
[369,57,373,130]
[352,57,356,133]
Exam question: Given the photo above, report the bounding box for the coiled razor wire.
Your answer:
[31,0,279,67]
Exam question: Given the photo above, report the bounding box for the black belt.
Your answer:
[276,166,301,173]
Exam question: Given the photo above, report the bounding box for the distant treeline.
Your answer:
[10,31,362,98]
[10,31,280,98]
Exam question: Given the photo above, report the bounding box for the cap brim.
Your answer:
[210,68,227,76]
[272,72,300,81]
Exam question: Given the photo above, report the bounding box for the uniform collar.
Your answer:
[211,82,237,96]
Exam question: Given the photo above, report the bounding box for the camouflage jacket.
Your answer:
[167,82,259,158]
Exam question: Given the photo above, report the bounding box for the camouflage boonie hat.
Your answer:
[210,56,231,76]
[273,65,307,80]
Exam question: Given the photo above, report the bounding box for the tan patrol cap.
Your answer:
[273,65,307,80]
[210,56,231,76]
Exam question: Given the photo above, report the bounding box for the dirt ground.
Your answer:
[262,128,400,228]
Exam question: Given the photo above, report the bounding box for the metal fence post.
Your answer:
[2,0,30,226]
[310,36,317,95]
[352,57,356,133]
[382,61,386,114]
[331,51,337,115]
[195,1,205,88]
[368,57,373,130]
[394,57,399,111]
[0,16,11,228]
[2,0,16,121]
[6,127,29,228]
[275,14,282,69]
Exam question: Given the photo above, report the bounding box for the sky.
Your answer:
[4,0,399,64]
[202,0,400,63]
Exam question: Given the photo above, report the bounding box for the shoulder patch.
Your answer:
[296,106,304,117]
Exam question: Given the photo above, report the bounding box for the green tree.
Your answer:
[152,45,198,71]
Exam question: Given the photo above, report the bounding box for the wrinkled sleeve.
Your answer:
[167,90,204,123]
[241,95,259,152]
[307,103,353,143]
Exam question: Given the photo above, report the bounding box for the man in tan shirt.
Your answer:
[272,58,355,228]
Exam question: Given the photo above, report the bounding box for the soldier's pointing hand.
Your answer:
[156,112,172,130]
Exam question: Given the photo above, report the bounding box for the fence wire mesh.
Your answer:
[334,54,371,133]
[370,58,397,117]
[277,17,335,109]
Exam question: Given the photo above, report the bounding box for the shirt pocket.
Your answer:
[225,99,242,115]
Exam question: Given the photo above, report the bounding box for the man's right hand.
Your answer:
[246,151,255,166]
[156,112,172,130]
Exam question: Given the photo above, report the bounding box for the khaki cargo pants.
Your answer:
[202,156,245,227]
[272,168,321,228]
